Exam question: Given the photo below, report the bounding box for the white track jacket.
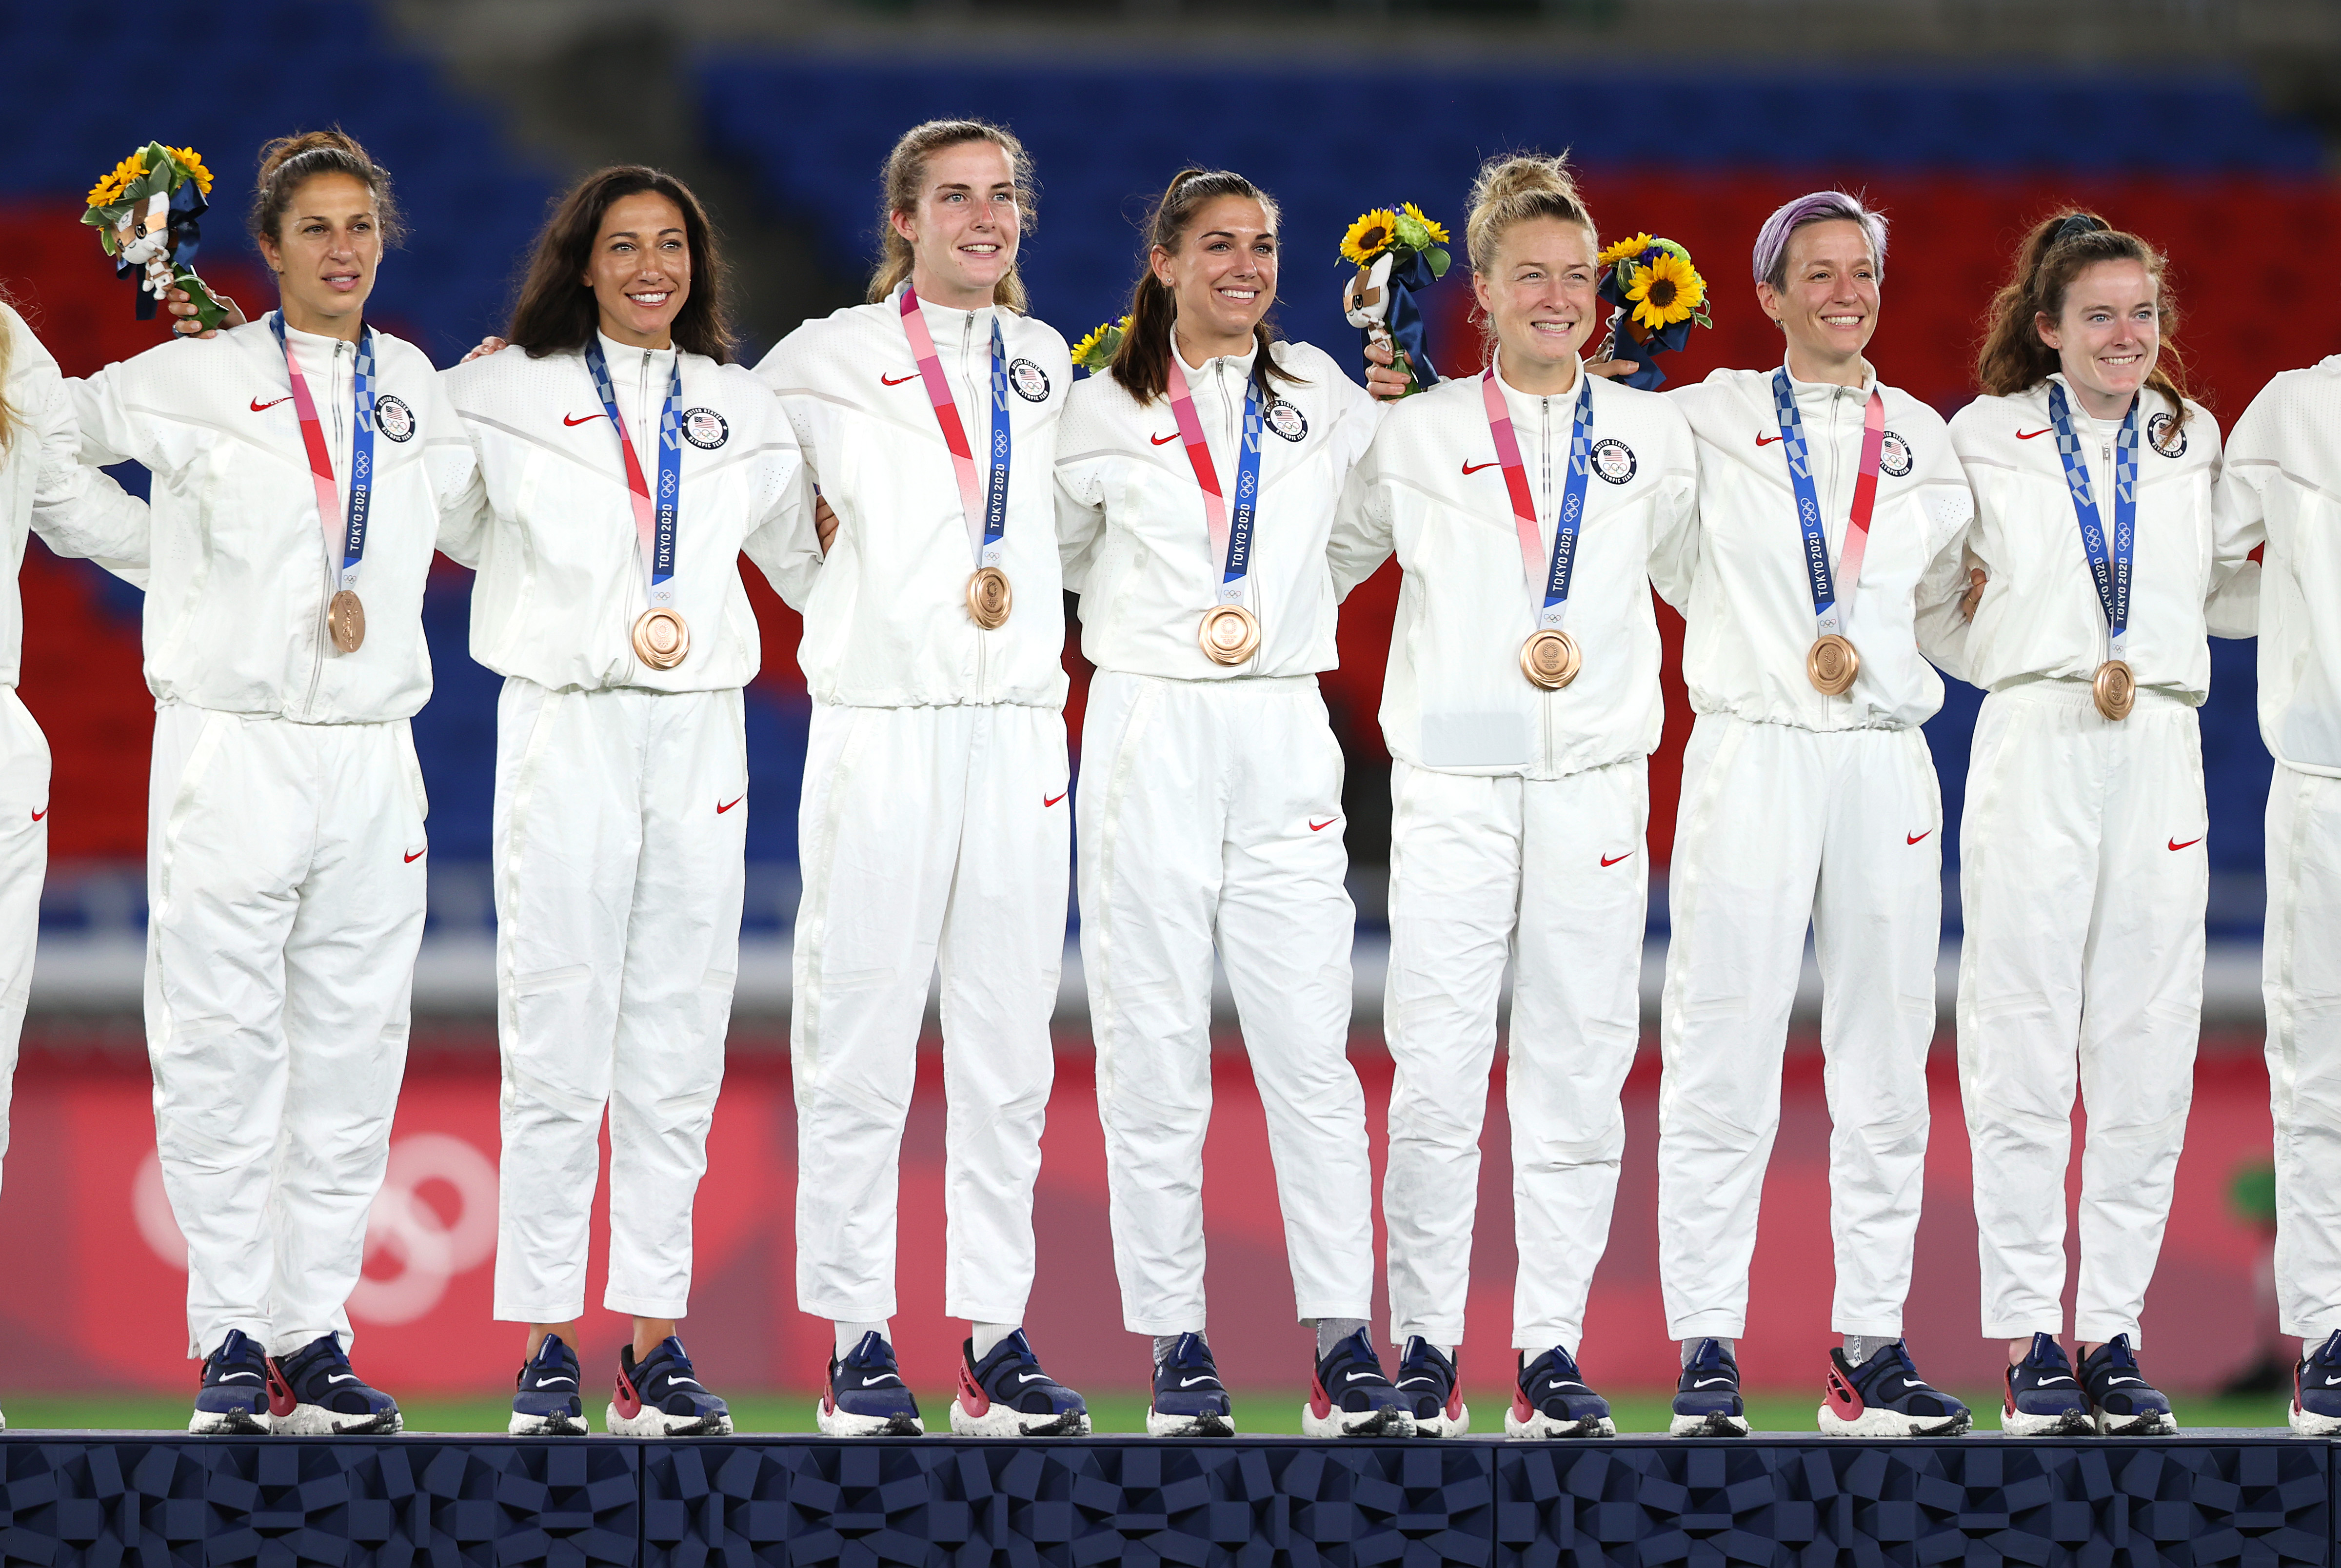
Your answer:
[73,316,475,723]
[756,290,1070,709]
[440,334,814,689]
[2222,358,2339,768]
[1055,339,1380,679]
[1330,358,1695,779]
[1,303,149,668]
[1663,364,1974,728]
[1936,376,2256,693]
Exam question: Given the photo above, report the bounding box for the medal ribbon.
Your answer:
[585,338,684,614]
[1481,365,1594,630]
[1165,354,1265,607]
[1770,368,1885,639]
[271,312,376,599]
[899,287,1011,568]
[2047,381,2140,659]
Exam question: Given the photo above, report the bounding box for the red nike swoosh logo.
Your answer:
[1755,434,1783,447]
[1309,818,1338,832]
[251,395,290,413]
[2169,836,2202,851]
[2016,428,2053,440]
[404,848,426,863]
[1043,791,1067,808]
[881,372,918,387]
[1462,461,1498,475]
[1151,432,1180,446]
[563,412,605,427]
[1907,829,1932,845]
[29,807,46,822]
[717,796,744,814]
[1600,851,1633,866]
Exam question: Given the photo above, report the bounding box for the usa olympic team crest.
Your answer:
[681,408,730,450]
[2148,411,2187,458]
[1589,437,1636,484]
[1879,429,1914,477]
[372,393,416,443]
[1265,398,1308,443]
[1008,357,1051,403]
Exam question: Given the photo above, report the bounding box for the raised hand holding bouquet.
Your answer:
[82,140,232,330]
[1591,232,1711,389]
[1340,203,1449,395]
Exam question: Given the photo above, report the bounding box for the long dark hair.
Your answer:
[508,166,734,362]
[1975,210,2195,438]
[1110,168,1303,407]
[870,119,1035,314]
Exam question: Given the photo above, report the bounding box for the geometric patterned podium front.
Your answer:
[0,1434,2324,1568]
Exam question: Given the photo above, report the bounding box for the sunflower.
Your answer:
[166,145,213,197]
[1071,315,1130,374]
[1597,232,1656,270]
[1625,252,1708,333]
[1400,203,1449,246]
[86,150,149,211]
[1341,208,1398,266]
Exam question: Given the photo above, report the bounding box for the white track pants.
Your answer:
[791,701,1068,1325]
[2267,764,2341,1340]
[0,691,46,1202]
[1080,671,1368,1333]
[145,704,429,1359]
[1959,682,2205,1349]
[1382,757,1647,1354]
[492,680,745,1324]
[1658,714,1942,1340]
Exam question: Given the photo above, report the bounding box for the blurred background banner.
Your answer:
[0,0,2334,1402]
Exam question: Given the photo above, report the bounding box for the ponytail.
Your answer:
[1110,167,1301,407]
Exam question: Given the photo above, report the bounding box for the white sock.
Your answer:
[834,1320,888,1357]
[1152,1331,1203,1365]
[1843,1334,1895,1365]
[1314,1317,1370,1358]
[971,1323,1017,1360]
[1681,1336,1734,1367]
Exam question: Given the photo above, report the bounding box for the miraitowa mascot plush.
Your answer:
[1341,201,1451,395]
[81,139,233,330]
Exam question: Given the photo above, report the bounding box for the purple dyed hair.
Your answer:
[1751,191,1888,290]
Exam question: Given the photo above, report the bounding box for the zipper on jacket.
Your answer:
[1538,392,1555,776]
[300,338,357,719]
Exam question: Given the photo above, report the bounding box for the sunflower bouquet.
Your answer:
[1339,203,1451,395]
[1071,315,1130,377]
[1591,233,1711,391]
[81,140,229,331]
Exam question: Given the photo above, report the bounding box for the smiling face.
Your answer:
[893,139,1020,310]
[1474,216,1600,389]
[256,172,380,336]
[2037,257,2161,416]
[1756,217,1880,376]
[583,189,691,349]
[1152,195,1276,358]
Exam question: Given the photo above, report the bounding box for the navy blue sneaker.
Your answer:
[1395,1337,1468,1437]
[2077,1334,2175,1435]
[1509,1346,1615,1439]
[1148,1332,1234,1437]
[267,1334,401,1434]
[950,1330,1089,1436]
[820,1331,923,1436]
[510,1332,587,1435]
[610,1336,732,1436]
[2293,1331,2341,1435]
[1304,1328,1416,1438]
[1671,1338,1749,1436]
[1820,1341,1970,1437]
[2001,1333,2092,1435]
[190,1329,272,1434]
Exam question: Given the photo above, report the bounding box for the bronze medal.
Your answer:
[967,566,1013,630]
[1519,628,1582,691]
[328,589,365,653]
[2092,658,2136,721]
[1806,633,1859,696]
[1198,604,1261,666]
[632,608,690,671]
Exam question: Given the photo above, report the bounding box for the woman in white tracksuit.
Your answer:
[2223,355,2341,1434]
[440,167,813,1438]
[754,119,1089,1439]
[1939,212,2258,1436]
[0,302,151,1429]
[1652,192,1977,1438]
[70,130,477,1434]
[1055,166,1405,1440]
[1330,154,1694,1441]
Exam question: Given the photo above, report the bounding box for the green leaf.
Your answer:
[1392,212,1430,250]
[1424,246,1450,279]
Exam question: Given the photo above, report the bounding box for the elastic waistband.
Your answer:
[1099,669,1320,695]
[1986,676,2194,715]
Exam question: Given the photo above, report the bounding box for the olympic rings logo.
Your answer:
[135,1133,499,1326]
